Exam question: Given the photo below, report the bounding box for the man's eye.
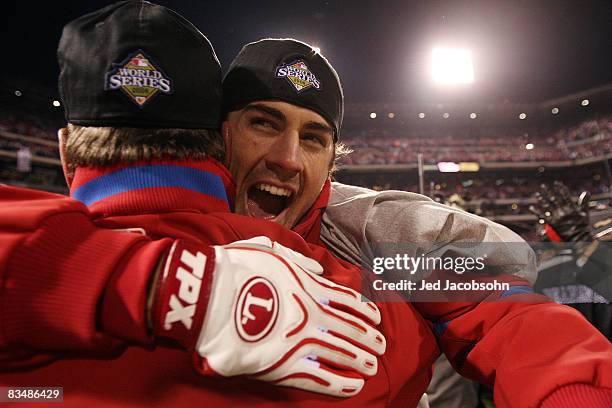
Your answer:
[302,134,326,147]
[250,118,276,130]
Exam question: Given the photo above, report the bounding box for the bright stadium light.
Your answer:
[525,143,534,150]
[418,112,426,119]
[581,99,589,106]
[442,112,450,119]
[470,113,477,119]
[369,112,377,119]
[388,112,395,119]
[551,107,559,114]
[519,113,527,120]
[52,100,61,107]
[437,162,461,172]
[14,90,22,97]
[312,46,321,54]
[431,48,474,85]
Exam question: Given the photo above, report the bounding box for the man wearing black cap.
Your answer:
[219,38,612,408]
[1,6,611,408]
[0,1,390,405]
[222,39,343,235]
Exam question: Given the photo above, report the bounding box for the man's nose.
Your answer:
[265,132,303,179]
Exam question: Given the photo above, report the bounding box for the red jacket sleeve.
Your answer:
[0,187,360,370]
[414,275,612,408]
[0,186,175,368]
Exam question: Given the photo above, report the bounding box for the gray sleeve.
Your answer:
[321,182,537,283]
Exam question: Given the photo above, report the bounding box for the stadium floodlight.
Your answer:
[431,48,474,85]
[418,112,426,119]
[551,107,559,114]
[369,112,377,119]
[14,90,22,97]
[469,113,477,119]
[52,100,61,107]
[388,112,395,119]
[442,112,450,119]
[519,113,527,120]
[525,143,534,150]
[437,162,460,172]
[581,99,589,106]
[312,46,321,54]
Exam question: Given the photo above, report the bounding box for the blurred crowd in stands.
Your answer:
[0,108,62,159]
[1,103,611,214]
[340,115,612,165]
[0,110,59,141]
[338,164,610,199]
[336,163,611,230]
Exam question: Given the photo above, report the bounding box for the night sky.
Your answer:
[2,0,611,104]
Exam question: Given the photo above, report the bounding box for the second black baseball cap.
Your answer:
[222,38,344,140]
[58,0,221,129]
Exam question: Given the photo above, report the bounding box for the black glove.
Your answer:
[529,181,592,242]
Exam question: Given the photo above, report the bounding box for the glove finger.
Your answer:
[313,328,380,377]
[223,236,273,249]
[302,271,382,326]
[272,358,365,397]
[317,305,386,357]
[272,242,324,275]
[270,335,377,378]
[226,238,324,275]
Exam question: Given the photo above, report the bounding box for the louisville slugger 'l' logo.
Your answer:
[235,277,279,342]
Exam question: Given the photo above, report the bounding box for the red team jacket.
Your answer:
[0,159,611,407]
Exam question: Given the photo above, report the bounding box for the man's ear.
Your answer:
[221,120,232,167]
[57,127,73,188]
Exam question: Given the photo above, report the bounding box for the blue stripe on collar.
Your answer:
[500,285,533,298]
[72,165,228,206]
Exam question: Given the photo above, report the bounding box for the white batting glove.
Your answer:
[152,238,386,397]
[222,236,324,275]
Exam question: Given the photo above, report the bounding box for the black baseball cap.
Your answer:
[222,38,343,140]
[58,0,221,129]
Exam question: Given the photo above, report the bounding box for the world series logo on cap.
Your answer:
[275,60,321,92]
[105,50,173,107]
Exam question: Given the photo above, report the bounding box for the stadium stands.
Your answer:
[1,82,611,231]
[340,115,611,164]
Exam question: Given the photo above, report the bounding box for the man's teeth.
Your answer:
[255,183,292,197]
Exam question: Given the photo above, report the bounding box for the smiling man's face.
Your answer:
[223,100,334,229]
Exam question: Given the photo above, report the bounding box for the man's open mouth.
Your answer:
[246,183,293,220]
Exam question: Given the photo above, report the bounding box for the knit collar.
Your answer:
[70,158,329,245]
[70,158,235,218]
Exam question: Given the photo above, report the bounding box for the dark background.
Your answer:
[2,0,611,104]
